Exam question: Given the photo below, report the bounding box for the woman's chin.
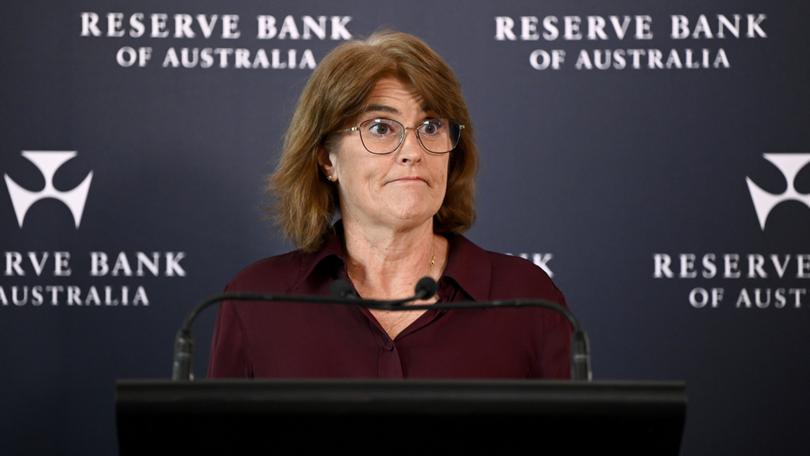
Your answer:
[380,208,436,228]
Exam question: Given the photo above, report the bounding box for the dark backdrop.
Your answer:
[2,1,808,455]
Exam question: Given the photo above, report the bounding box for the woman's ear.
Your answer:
[317,147,337,182]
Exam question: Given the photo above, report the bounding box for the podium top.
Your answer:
[117,378,685,415]
[116,379,687,455]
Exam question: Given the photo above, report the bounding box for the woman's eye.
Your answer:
[421,119,444,135]
[367,121,393,136]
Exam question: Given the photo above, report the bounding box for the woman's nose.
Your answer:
[396,128,424,164]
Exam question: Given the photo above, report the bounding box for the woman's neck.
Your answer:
[341,217,446,300]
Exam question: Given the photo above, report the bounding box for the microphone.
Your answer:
[330,279,357,299]
[387,276,438,306]
[414,276,438,300]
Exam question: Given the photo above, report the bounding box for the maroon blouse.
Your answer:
[208,223,572,379]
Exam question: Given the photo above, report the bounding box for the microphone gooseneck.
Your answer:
[172,279,592,381]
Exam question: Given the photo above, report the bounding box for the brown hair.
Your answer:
[268,30,478,251]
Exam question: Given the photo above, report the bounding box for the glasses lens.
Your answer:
[358,118,403,154]
[417,118,461,154]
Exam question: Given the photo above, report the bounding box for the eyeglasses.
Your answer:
[340,117,465,155]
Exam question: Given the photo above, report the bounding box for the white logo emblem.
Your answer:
[745,153,810,230]
[4,151,93,228]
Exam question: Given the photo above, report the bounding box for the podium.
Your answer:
[116,379,686,454]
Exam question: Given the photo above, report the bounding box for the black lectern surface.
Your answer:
[116,379,686,455]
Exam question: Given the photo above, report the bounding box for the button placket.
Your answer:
[378,342,403,378]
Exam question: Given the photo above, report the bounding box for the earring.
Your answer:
[328,175,337,182]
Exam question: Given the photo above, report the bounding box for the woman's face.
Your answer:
[323,77,450,232]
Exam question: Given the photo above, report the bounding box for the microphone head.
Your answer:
[414,276,438,300]
[330,279,357,299]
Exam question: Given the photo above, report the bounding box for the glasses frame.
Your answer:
[340,117,465,155]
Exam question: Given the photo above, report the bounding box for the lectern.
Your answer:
[116,379,686,455]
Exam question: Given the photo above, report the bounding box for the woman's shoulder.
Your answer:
[488,249,562,298]
[225,224,345,293]
[450,234,565,303]
[224,249,310,293]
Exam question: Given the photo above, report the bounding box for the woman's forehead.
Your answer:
[366,77,423,106]
[364,77,429,113]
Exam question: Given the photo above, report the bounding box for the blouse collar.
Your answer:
[293,219,491,301]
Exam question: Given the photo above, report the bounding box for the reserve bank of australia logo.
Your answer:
[4,151,93,228]
[746,153,810,230]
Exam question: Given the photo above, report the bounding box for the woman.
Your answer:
[208,30,571,379]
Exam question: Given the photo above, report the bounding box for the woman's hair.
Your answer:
[268,30,478,251]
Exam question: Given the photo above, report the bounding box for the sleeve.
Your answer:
[489,252,574,379]
[207,285,254,378]
[532,284,573,379]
